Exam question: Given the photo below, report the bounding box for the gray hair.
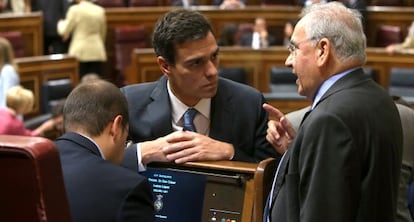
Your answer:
[300,1,367,64]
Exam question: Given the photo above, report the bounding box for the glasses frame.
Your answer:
[287,37,317,57]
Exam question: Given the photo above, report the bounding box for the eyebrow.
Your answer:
[288,39,300,48]
[183,47,220,65]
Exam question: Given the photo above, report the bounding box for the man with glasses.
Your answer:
[262,2,402,222]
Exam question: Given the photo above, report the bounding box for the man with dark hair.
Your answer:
[121,9,279,172]
[55,80,154,222]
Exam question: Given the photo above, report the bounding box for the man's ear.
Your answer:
[109,115,124,139]
[317,38,330,66]
[157,56,170,76]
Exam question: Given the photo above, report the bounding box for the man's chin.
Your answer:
[200,89,217,99]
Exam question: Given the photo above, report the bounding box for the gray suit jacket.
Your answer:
[120,76,280,170]
[396,104,414,222]
[270,68,403,222]
[285,103,414,222]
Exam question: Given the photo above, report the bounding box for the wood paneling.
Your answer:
[127,46,414,90]
[126,46,414,113]
[105,6,414,83]
[105,6,414,47]
[16,54,79,117]
[0,12,43,56]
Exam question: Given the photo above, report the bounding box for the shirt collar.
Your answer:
[312,67,359,109]
[77,133,106,160]
[167,80,211,125]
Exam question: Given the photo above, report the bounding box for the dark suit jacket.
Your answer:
[31,0,69,37]
[270,68,403,222]
[55,132,155,222]
[240,32,276,47]
[120,76,279,170]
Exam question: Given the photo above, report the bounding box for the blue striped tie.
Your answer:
[183,108,197,132]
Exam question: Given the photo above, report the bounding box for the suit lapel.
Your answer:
[315,68,370,108]
[270,147,292,207]
[209,80,234,141]
[146,77,174,137]
[299,109,312,126]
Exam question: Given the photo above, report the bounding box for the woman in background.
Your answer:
[0,85,59,136]
[0,37,19,108]
[57,0,106,79]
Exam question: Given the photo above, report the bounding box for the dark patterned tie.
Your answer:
[183,108,197,132]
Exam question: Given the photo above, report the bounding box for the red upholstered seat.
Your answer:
[235,23,253,46]
[375,25,402,47]
[114,25,148,77]
[0,135,71,222]
[95,0,125,7]
[129,0,159,6]
[370,0,403,6]
[261,0,296,5]
[0,31,25,58]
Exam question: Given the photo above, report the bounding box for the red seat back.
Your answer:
[0,135,71,222]
[95,0,125,7]
[0,31,25,58]
[376,25,402,47]
[129,0,159,6]
[370,0,403,6]
[114,25,148,73]
[235,23,253,45]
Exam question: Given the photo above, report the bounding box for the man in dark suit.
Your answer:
[31,0,70,54]
[263,2,402,222]
[55,80,154,222]
[121,9,279,172]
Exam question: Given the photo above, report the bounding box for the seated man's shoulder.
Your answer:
[218,78,262,99]
[122,81,159,96]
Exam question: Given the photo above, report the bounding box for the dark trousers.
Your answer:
[44,36,68,55]
[79,61,104,80]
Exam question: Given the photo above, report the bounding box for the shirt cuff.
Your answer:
[136,143,147,172]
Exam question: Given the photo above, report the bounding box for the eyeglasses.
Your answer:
[287,38,316,57]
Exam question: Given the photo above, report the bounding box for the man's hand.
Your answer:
[140,137,172,165]
[162,131,234,164]
[263,103,296,154]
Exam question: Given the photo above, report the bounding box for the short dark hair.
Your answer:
[63,80,129,136]
[152,9,215,64]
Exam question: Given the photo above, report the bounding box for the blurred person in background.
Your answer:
[0,37,19,108]
[386,21,414,55]
[219,0,245,9]
[58,0,106,79]
[0,85,60,136]
[31,0,70,54]
[240,17,276,49]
